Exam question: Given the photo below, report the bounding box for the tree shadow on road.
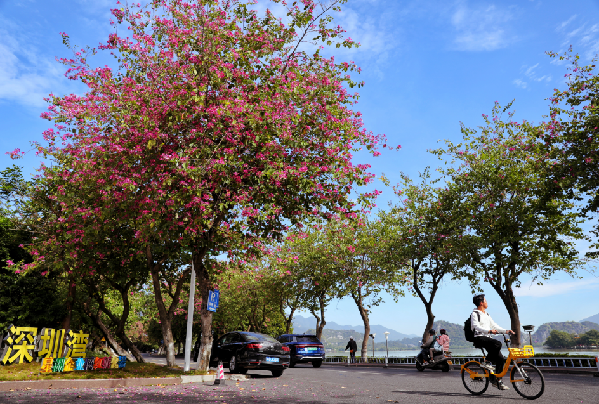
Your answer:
[392,390,521,400]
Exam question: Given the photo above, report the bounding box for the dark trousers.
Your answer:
[349,350,356,363]
[476,336,505,375]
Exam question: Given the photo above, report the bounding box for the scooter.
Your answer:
[415,348,452,372]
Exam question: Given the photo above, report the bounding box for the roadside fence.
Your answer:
[325,355,599,369]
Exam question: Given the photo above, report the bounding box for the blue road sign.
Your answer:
[207,290,220,312]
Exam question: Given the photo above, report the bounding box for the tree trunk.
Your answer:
[284,306,296,334]
[82,300,134,362]
[351,290,370,361]
[316,293,326,341]
[117,328,145,362]
[422,302,435,344]
[196,256,214,372]
[147,245,190,367]
[86,280,146,363]
[411,259,440,344]
[487,264,522,348]
[309,308,321,335]
[61,278,76,331]
[501,284,521,348]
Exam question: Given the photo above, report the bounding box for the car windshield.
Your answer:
[295,336,320,343]
[242,333,279,343]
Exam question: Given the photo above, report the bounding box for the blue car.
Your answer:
[276,334,325,368]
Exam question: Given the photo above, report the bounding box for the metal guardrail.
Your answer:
[324,356,599,369]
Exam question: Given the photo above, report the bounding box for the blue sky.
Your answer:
[1,0,599,335]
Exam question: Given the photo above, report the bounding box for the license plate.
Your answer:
[266,357,279,363]
[307,347,317,351]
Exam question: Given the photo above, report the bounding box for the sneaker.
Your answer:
[480,362,495,372]
[496,380,510,391]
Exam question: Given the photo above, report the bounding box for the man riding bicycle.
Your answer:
[471,294,514,391]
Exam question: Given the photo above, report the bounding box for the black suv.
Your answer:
[276,334,325,368]
[210,331,290,377]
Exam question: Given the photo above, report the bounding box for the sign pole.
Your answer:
[183,260,196,372]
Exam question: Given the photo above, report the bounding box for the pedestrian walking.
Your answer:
[345,336,358,363]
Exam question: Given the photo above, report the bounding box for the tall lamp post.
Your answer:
[384,331,390,367]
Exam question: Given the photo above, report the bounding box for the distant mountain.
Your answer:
[291,314,417,341]
[581,313,599,324]
[531,321,599,345]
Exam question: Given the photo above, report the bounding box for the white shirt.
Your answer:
[471,310,506,337]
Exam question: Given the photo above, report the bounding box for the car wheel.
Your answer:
[312,360,322,368]
[271,369,284,377]
[288,360,295,368]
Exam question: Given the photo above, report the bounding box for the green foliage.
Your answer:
[543,327,599,348]
[212,264,288,338]
[380,169,474,340]
[544,330,576,348]
[578,329,599,346]
[0,166,67,331]
[545,50,599,257]
[431,101,587,345]
[531,321,599,345]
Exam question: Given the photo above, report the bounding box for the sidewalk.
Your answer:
[0,373,249,392]
[0,353,248,392]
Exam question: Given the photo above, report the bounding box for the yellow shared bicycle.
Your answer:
[461,333,545,400]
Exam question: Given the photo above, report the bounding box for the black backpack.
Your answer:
[464,312,481,342]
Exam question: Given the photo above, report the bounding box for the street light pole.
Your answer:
[384,331,390,367]
[369,333,376,361]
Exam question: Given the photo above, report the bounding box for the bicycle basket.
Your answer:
[508,345,534,358]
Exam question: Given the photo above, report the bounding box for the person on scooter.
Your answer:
[437,329,450,352]
[471,293,514,391]
[419,329,437,364]
[427,328,450,364]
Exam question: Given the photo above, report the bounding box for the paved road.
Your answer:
[2,363,597,403]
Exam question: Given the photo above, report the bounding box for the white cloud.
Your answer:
[519,63,551,84]
[513,78,527,89]
[557,15,577,31]
[0,26,67,108]
[555,16,599,60]
[250,1,397,79]
[514,277,599,297]
[450,2,517,51]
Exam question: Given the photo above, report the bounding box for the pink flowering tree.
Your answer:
[430,101,586,347]
[12,0,387,369]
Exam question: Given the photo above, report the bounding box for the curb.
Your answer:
[0,377,181,392]
[0,374,250,392]
[180,374,250,383]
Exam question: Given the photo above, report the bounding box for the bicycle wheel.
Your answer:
[510,362,545,400]
[461,362,489,395]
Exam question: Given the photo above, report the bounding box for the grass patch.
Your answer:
[0,361,213,382]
